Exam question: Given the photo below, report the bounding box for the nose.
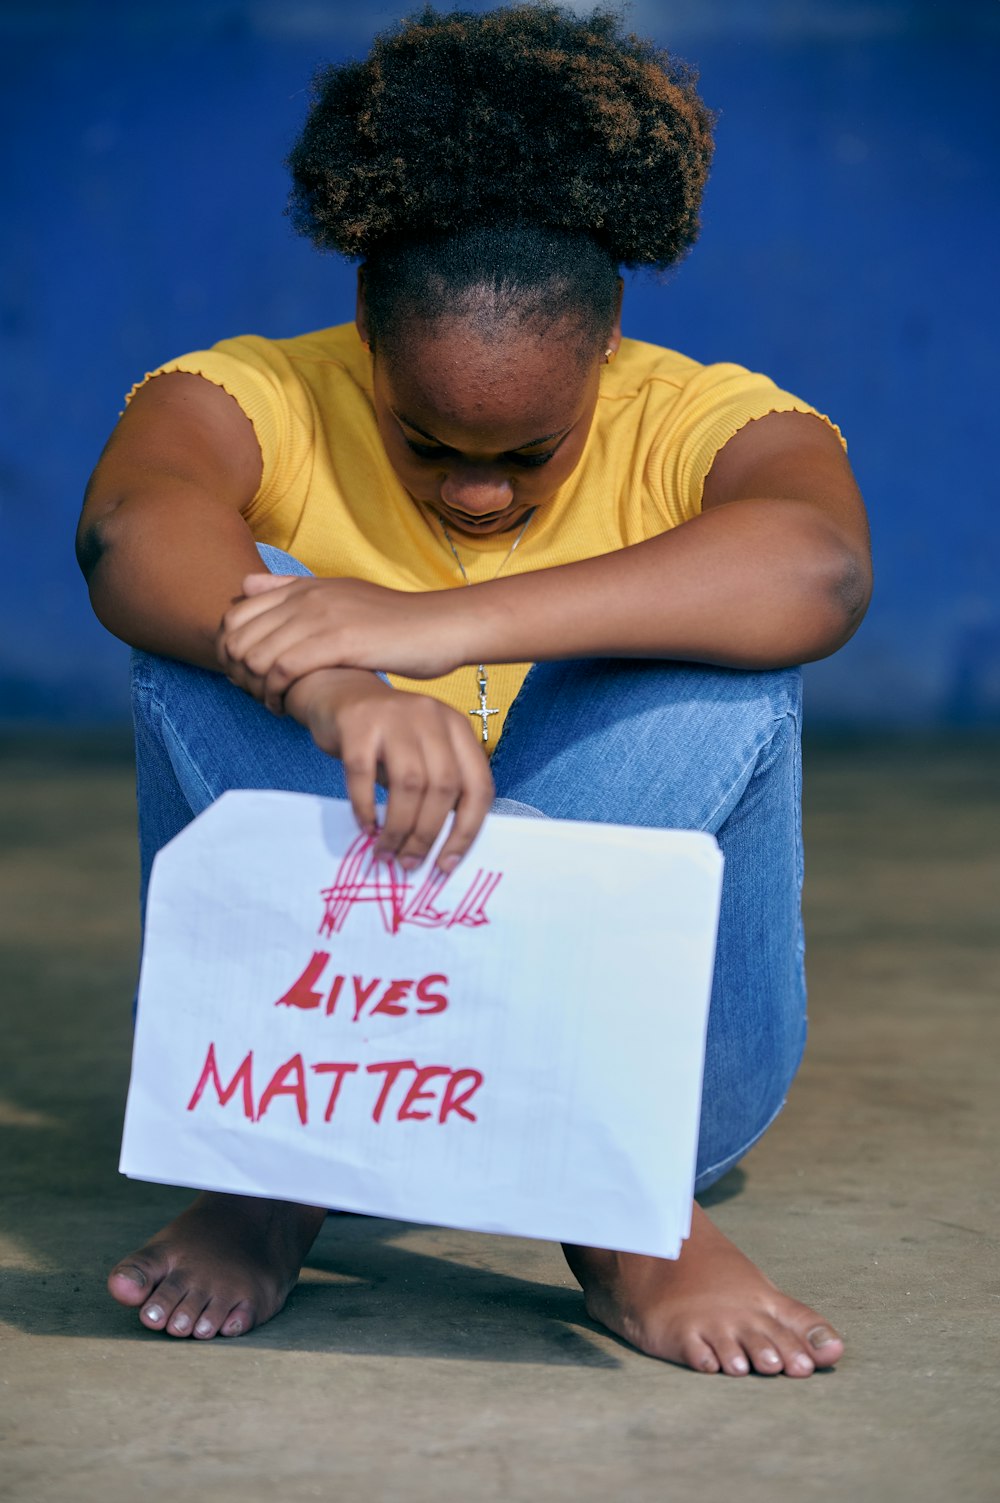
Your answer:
[440,467,514,517]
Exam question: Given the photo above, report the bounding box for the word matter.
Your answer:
[187,1045,485,1127]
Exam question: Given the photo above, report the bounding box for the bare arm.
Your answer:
[466,410,872,669]
[77,372,493,870]
[221,409,872,703]
[77,371,269,670]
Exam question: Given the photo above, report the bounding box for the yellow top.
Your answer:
[129,323,843,747]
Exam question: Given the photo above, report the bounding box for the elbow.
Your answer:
[75,486,124,586]
[75,515,108,584]
[75,498,128,641]
[803,544,873,661]
[77,448,133,585]
[835,549,873,629]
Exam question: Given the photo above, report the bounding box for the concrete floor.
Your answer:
[1,732,998,1503]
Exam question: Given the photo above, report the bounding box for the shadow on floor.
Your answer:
[2,1201,627,1366]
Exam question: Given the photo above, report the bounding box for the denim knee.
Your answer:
[256,543,313,577]
[492,658,802,833]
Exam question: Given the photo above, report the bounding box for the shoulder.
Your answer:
[208,322,371,390]
[126,323,372,445]
[603,337,845,453]
[600,337,702,400]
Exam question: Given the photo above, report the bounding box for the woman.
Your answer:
[78,5,871,1376]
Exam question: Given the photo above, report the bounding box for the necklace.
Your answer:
[439,510,535,745]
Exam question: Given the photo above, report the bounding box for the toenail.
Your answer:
[759,1347,781,1366]
[808,1326,838,1349]
[195,1318,213,1336]
[118,1265,147,1287]
[145,1305,164,1323]
[225,1318,243,1335]
[791,1353,815,1374]
[730,1355,750,1374]
[171,1314,191,1332]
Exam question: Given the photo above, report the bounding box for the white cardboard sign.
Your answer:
[121,791,722,1258]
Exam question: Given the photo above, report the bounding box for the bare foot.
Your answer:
[564,1202,844,1377]
[107,1191,327,1339]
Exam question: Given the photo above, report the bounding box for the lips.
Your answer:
[437,503,521,531]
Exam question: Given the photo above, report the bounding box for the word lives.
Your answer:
[275,954,448,1021]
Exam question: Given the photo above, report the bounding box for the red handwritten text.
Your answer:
[186,1043,484,1126]
[319,832,502,937]
[274,956,448,1020]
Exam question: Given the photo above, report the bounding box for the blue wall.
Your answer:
[2,0,998,724]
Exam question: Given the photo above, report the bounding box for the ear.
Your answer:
[355,266,371,348]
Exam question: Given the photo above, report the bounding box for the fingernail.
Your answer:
[145,1305,164,1323]
[399,855,421,871]
[437,854,461,873]
[808,1326,838,1349]
[195,1318,213,1336]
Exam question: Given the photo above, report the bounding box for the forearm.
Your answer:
[463,499,871,670]
[78,488,268,670]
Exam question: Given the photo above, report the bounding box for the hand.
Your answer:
[218,573,466,712]
[285,669,494,872]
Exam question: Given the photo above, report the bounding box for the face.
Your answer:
[359,304,613,537]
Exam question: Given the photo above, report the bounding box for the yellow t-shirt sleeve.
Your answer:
[123,337,315,530]
[655,362,847,525]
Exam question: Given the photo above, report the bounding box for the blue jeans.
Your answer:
[132,546,807,1196]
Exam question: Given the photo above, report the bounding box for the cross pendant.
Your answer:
[469,666,499,744]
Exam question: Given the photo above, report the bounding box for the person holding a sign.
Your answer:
[78,4,871,1376]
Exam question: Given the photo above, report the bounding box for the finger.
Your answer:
[394,732,464,870]
[219,607,301,684]
[435,724,495,871]
[221,651,268,703]
[241,572,299,595]
[215,598,284,676]
[260,630,353,714]
[219,581,304,647]
[374,741,429,861]
[337,731,380,836]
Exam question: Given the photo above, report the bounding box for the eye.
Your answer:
[510,450,556,468]
[405,439,557,468]
[405,440,452,461]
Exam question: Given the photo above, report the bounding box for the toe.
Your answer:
[786,1349,816,1378]
[166,1291,210,1338]
[681,1334,721,1374]
[220,1300,254,1338]
[138,1271,188,1333]
[107,1258,159,1308]
[745,1334,784,1376]
[770,1329,815,1378]
[712,1336,752,1377]
[806,1323,844,1367]
[192,1296,234,1340]
[140,1299,171,1331]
